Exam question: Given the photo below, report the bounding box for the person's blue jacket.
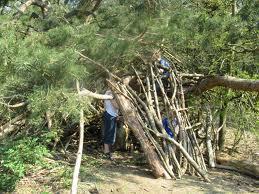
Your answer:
[159,58,170,78]
[162,117,174,138]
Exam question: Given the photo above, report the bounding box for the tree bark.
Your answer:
[218,102,228,151]
[71,109,84,194]
[205,106,215,167]
[79,88,113,99]
[186,75,259,94]
[110,81,169,178]
[114,122,129,151]
[0,114,26,139]
[232,0,237,16]
[149,130,210,182]
[71,81,85,194]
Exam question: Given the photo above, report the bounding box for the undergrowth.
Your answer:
[0,136,49,192]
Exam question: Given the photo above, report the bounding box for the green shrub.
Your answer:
[0,137,49,192]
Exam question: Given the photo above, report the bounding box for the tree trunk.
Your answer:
[110,82,169,178]
[205,106,215,167]
[218,102,228,151]
[232,0,237,16]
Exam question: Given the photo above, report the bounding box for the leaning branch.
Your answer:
[71,80,85,194]
[148,128,210,182]
[71,108,84,194]
[76,51,121,81]
[79,88,113,100]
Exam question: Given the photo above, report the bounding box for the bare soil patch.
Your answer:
[14,128,258,194]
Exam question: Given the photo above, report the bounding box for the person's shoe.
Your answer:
[104,152,113,161]
[108,153,114,161]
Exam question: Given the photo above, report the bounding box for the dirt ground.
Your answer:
[73,152,259,194]
[14,128,258,194]
[15,151,258,194]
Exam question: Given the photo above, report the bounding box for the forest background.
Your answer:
[0,0,258,192]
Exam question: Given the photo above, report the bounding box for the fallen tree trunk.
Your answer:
[0,114,26,139]
[186,75,259,94]
[110,81,170,178]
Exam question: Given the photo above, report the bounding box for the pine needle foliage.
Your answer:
[0,0,258,191]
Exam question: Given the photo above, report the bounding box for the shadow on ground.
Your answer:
[75,151,259,194]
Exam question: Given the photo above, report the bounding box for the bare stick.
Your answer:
[148,128,210,182]
[71,80,85,194]
[76,51,121,81]
[150,65,162,121]
[132,66,148,100]
[79,88,113,100]
[0,101,27,108]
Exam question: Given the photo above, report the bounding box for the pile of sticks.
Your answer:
[108,61,210,182]
[77,51,210,182]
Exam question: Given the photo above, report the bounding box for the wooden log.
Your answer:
[124,81,174,177]
[46,110,52,130]
[0,114,26,139]
[150,65,162,121]
[0,101,27,108]
[109,81,170,179]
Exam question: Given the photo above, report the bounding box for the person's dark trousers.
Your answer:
[103,111,117,145]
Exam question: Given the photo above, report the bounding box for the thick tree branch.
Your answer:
[186,75,259,94]
[0,114,26,139]
[14,0,50,18]
[79,88,113,100]
[0,101,27,108]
